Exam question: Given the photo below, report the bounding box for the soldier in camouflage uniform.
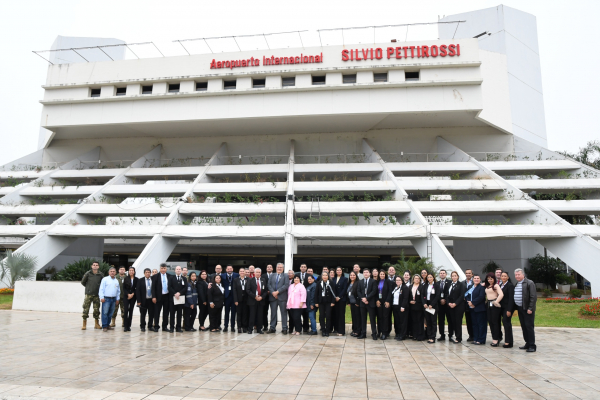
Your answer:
[111,266,127,327]
[81,261,104,330]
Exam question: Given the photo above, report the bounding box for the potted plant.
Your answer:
[556,273,576,294]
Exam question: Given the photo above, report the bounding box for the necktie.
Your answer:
[146,278,151,297]
[365,279,369,295]
[257,279,261,296]
[162,274,166,289]
[177,276,180,283]
[228,274,232,283]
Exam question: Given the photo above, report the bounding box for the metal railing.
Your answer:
[295,154,367,164]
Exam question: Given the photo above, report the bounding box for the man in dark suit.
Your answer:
[246,267,268,334]
[168,265,187,333]
[209,264,222,283]
[296,264,310,332]
[136,268,154,332]
[499,271,514,348]
[357,268,378,340]
[463,269,474,341]
[151,263,171,332]
[333,266,349,335]
[220,264,239,332]
[436,269,452,341]
[262,264,274,331]
[233,267,249,333]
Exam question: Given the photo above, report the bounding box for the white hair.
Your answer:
[254,268,262,273]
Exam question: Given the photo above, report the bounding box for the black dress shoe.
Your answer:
[303,329,309,333]
[242,328,247,333]
[526,347,536,352]
[282,330,288,335]
[438,335,445,341]
[176,329,183,333]
[309,331,317,335]
[169,329,174,333]
[248,330,253,334]
[191,328,197,332]
[185,329,191,332]
[357,334,366,339]
[322,332,326,337]
[396,336,405,341]
[153,328,159,332]
[257,330,264,334]
[466,337,473,342]
[519,345,529,350]
[490,343,499,347]
[223,327,228,332]
[141,327,146,332]
[162,327,169,332]
[372,334,378,341]
[238,328,242,333]
[381,334,387,340]
[266,328,276,334]
[503,343,513,348]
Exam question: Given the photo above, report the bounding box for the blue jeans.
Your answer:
[472,310,488,343]
[101,297,116,328]
[308,308,317,332]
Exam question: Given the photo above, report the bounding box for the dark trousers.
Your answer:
[302,307,309,331]
[360,305,377,336]
[154,296,169,329]
[438,303,449,337]
[517,306,536,349]
[465,309,473,339]
[406,308,412,337]
[237,299,249,330]
[223,297,236,329]
[330,303,337,332]
[209,305,223,329]
[386,304,393,335]
[449,305,465,341]
[249,303,264,331]
[123,296,136,329]
[288,309,294,332]
[184,306,197,330]
[290,308,303,333]
[502,307,513,344]
[410,308,424,340]
[198,303,208,328]
[262,301,270,330]
[392,305,407,337]
[318,302,333,333]
[139,298,154,329]
[170,303,183,330]
[425,308,437,339]
[336,301,347,334]
[350,303,361,334]
[472,310,487,343]
[487,304,502,341]
[376,305,389,335]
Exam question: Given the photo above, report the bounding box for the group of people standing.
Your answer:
[81,261,537,352]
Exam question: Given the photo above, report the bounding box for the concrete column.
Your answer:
[126,84,141,96]
[237,77,252,90]
[152,82,167,94]
[296,74,311,88]
[266,76,282,89]
[180,80,195,93]
[357,71,374,83]
[207,79,223,92]
[388,70,406,83]
[325,72,342,85]
[100,86,115,97]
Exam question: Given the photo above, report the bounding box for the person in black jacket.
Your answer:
[296,263,311,333]
[423,273,440,343]
[136,268,154,332]
[388,276,409,340]
[168,266,188,333]
[207,274,225,332]
[315,271,336,337]
[246,268,268,334]
[184,272,198,331]
[357,268,378,340]
[151,263,171,332]
[333,267,349,336]
[197,271,209,331]
[436,269,452,341]
[375,270,393,340]
[233,268,249,333]
[499,271,514,348]
[447,271,467,343]
[122,267,138,332]
[408,275,425,341]
[347,271,361,337]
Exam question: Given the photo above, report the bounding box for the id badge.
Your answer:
[229,286,231,291]
[379,293,382,299]
[432,289,435,294]
[441,293,444,298]
[417,290,420,295]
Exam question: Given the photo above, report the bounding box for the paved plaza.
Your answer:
[1,310,599,400]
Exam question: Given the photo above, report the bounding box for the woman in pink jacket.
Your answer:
[287,275,307,335]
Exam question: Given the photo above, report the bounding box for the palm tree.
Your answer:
[0,250,38,289]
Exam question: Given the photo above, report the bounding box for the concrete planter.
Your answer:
[557,284,571,294]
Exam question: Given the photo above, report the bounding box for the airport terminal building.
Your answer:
[2,5,599,294]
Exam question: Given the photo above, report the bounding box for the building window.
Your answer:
[168,84,180,93]
[196,82,208,91]
[374,73,388,83]
[343,74,357,84]
[116,87,126,96]
[253,78,265,88]
[142,85,153,94]
[282,77,295,87]
[224,80,236,90]
[312,75,325,85]
[90,88,101,98]
[405,71,420,81]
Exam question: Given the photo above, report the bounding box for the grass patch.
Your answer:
[0,294,13,310]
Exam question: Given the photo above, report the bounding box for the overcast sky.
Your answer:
[0,0,598,165]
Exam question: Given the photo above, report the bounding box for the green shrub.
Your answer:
[542,288,553,298]
[482,260,502,274]
[52,257,111,281]
[568,289,583,298]
[525,254,565,288]
[556,273,576,285]
[382,250,437,279]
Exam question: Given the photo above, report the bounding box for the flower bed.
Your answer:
[0,288,14,295]
[580,302,600,317]
[544,297,598,303]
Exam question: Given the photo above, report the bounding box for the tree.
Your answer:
[52,257,111,281]
[0,250,38,289]
[525,254,565,288]
[381,250,438,279]
[482,260,502,274]
[560,140,600,170]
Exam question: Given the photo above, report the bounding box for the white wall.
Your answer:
[13,281,87,313]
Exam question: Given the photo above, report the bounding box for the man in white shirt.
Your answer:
[99,267,120,332]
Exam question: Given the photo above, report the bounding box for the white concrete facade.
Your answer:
[1,6,599,295]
